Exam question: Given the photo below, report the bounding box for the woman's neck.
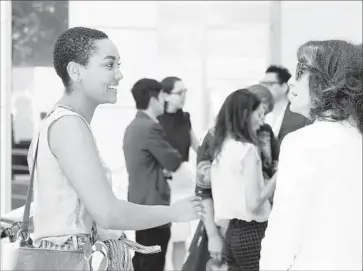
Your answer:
[57,93,97,124]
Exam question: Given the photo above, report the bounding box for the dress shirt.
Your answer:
[265,99,288,137]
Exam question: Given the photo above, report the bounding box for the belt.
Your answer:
[39,234,92,251]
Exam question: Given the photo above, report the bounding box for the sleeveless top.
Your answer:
[27,105,113,246]
[158,110,192,162]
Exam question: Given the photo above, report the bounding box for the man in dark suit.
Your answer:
[260,65,312,144]
[123,78,183,271]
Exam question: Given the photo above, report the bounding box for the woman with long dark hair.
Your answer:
[260,40,362,270]
[182,85,278,271]
[210,89,277,271]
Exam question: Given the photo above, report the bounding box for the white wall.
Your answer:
[280,1,362,73]
[68,1,274,202]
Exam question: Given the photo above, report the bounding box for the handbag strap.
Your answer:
[20,104,64,235]
[21,135,40,235]
[19,104,93,238]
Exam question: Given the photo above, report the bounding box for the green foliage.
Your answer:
[12,1,68,67]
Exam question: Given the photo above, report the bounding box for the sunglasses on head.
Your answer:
[296,62,330,85]
[295,62,310,80]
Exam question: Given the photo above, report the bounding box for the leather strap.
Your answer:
[20,105,60,235]
[20,104,92,238]
[21,135,39,234]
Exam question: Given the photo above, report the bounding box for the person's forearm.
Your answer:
[256,178,276,208]
[261,178,276,202]
[216,219,230,238]
[190,130,199,153]
[203,198,220,238]
[248,177,277,212]
[105,200,174,230]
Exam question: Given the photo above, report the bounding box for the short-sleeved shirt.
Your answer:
[195,125,280,199]
[158,110,192,162]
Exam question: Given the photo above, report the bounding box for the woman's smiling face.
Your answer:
[78,38,123,105]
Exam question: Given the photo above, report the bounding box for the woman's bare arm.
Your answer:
[49,116,201,230]
[203,198,225,261]
[190,129,199,153]
[203,198,220,238]
[244,147,276,212]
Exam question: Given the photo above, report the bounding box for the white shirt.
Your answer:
[260,120,362,270]
[211,138,271,223]
[265,100,288,136]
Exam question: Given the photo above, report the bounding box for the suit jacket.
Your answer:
[123,111,182,206]
[277,103,312,144]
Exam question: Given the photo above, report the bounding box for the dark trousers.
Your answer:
[133,226,171,271]
[223,219,267,271]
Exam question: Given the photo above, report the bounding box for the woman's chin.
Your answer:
[289,103,310,119]
[106,95,118,104]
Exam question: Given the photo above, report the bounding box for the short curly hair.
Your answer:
[265,65,292,84]
[131,78,163,110]
[53,27,108,91]
[296,40,363,133]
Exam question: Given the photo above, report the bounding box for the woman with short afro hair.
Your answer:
[25,26,203,269]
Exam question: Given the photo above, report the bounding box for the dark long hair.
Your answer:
[296,40,363,133]
[161,76,182,94]
[211,89,261,160]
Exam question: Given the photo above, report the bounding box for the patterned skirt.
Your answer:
[223,219,267,271]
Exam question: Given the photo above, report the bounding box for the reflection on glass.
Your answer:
[12,0,68,67]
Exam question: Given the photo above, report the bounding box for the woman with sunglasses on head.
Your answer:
[260,40,362,270]
[158,76,200,270]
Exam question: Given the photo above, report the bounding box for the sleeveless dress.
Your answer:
[27,105,98,248]
[27,105,160,270]
[158,110,194,243]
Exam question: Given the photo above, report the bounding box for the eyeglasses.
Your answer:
[295,62,329,83]
[170,89,187,96]
[295,62,310,80]
[260,81,281,87]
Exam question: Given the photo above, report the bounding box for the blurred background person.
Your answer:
[260,65,311,145]
[124,78,199,271]
[247,84,279,180]
[184,84,278,271]
[211,89,276,271]
[158,76,199,270]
